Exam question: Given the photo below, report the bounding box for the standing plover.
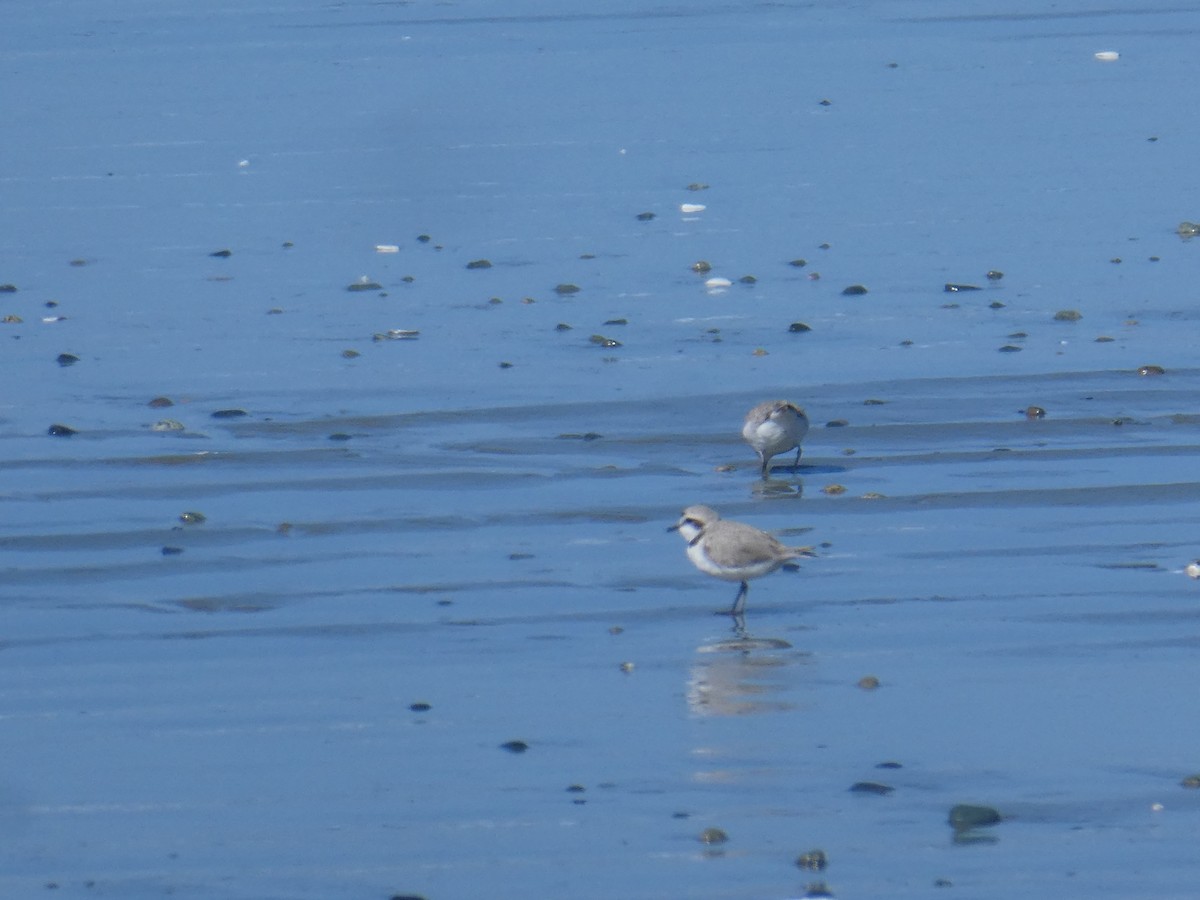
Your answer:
[742,400,809,476]
[669,504,815,616]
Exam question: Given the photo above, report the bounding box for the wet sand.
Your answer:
[4,1,1200,898]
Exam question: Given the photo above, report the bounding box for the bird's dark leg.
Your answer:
[730,581,749,617]
[793,446,802,470]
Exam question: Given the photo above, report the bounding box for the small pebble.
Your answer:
[698,827,728,845]
[788,322,812,333]
[986,270,1004,280]
[151,419,185,432]
[841,284,868,296]
[179,511,206,524]
[589,334,621,348]
[47,424,77,436]
[161,546,184,556]
[500,740,529,754]
[1137,364,1165,376]
[857,675,881,690]
[1053,309,1083,322]
[1024,406,1046,419]
[849,781,894,795]
[796,849,828,871]
[409,702,432,712]
[944,283,980,292]
[148,396,174,408]
[347,278,383,291]
[635,211,656,221]
[822,484,847,495]
[691,260,712,274]
[554,283,581,295]
[948,804,1002,830]
[209,249,232,258]
[465,259,492,269]
[211,408,248,419]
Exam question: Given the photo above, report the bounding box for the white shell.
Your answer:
[680,203,706,214]
[374,244,400,254]
[1094,50,1120,61]
[705,277,733,289]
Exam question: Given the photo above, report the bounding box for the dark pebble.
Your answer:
[409,702,432,712]
[849,781,894,795]
[788,322,812,333]
[1180,774,1200,788]
[346,280,383,292]
[988,300,1006,309]
[739,274,757,284]
[465,259,492,269]
[148,396,174,408]
[589,334,622,348]
[209,249,232,258]
[566,784,586,793]
[698,827,728,845]
[944,283,980,292]
[389,895,429,900]
[416,234,432,243]
[788,258,808,267]
[841,284,868,295]
[554,283,581,295]
[948,804,1002,830]
[211,408,248,419]
[1024,406,1046,419]
[604,318,628,325]
[801,883,835,898]
[986,269,1004,280]
[500,740,529,754]
[635,211,656,221]
[161,546,184,556]
[998,345,1022,352]
[0,284,16,292]
[47,424,77,436]
[1138,364,1166,376]
[498,361,514,369]
[691,260,712,273]
[796,849,828,871]
[1053,309,1082,321]
[876,761,903,769]
[557,432,603,441]
[56,353,80,367]
[825,419,849,428]
[179,511,206,524]
[328,433,352,441]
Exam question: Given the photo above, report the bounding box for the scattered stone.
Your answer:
[705,277,732,289]
[857,675,881,690]
[849,781,894,795]
[944,283,980,292]
[416,234,432,243]
[498,361,514,369]
[698,827,728,845]
[147,396,174,408]
[818,98,832,106]
[796,849,828,871]
[948,804,1002,830]
[1094,336,1115,343]
[1177,221,1200,237]
[822,484,847,495]
[55,353,80,367]
[788,258,808,268]
[465,259,492,269]
[988,300,1006,309]
[635,211,656,221]
[739,274,757,284]
[1138,364,1165,376]
[876,761,903,769]
[0,284,16,292]
[863,398,886,406]
[589,334,622,348]
[347,278,383,291]
[373,330,420,341]
[1110,257,1122,264]
[328,432,353,441]
[998,344,1022,353]
[209,249,232,258]
[788,322,812,333]
[1053,309,1083,321]
[179,511,207,524]
[986,270,1004,280]
[499,740,529,754]
[1024,406,1046,419]
[161,546,184,556]
[554,283,581,295]
[47,423,77,437]
[1,314,22,323]
[691,260,712,274]
[341,349,360,359]
[604,318,628,326]
[801,882,834,898]
[841,284,868,296]
[409,702,432,712]
[211,408,248,419]
[686,183,709,191]
[825,419,848,428]
[555,323,573,331]
[557,432,602,441]
[151,419,185,432]
[751,348,768,356]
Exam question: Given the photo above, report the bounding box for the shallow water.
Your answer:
[4,1,1200,898]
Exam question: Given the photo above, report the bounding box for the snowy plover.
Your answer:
[669,504,816,617]
[742,400,809,477]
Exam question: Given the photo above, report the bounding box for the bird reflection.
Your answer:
[686,625,809,717]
